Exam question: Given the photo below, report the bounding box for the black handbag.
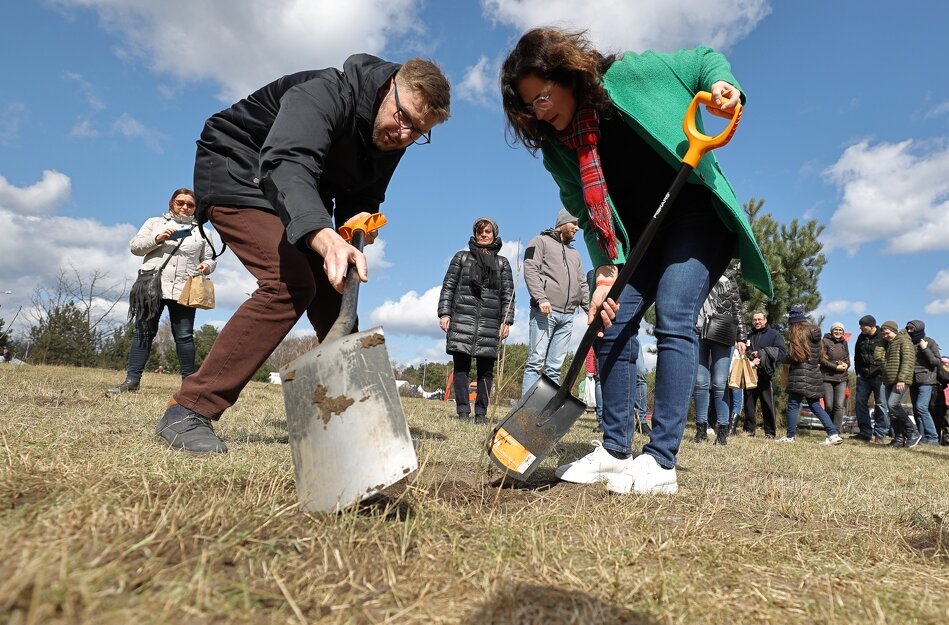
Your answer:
[701,312,739,346]
[128,236,186,326]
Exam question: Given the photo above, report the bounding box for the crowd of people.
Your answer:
[64,26,939,500]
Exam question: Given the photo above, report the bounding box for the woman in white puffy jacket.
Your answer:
[106,188,216,395]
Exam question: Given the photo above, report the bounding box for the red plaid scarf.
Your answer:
[555,107,619,261]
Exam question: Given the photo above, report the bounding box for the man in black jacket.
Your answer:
[156,55,451,453]
[853,315,889,443]
[743,311,787,438]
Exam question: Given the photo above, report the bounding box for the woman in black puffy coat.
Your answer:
[438,218,515,423]
[779,306,842,445]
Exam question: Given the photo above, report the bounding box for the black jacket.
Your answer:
[194,54,404,247]
[786,326,824,399]
[747,325,787,380]
[438,251,515,359]
[912,336,942,386]
[854,329,885,379]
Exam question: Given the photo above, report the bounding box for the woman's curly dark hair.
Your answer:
[500,28,616,154]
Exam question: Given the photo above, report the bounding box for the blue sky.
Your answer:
[2,0,949,370]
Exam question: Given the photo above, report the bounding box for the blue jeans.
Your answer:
[694,339,734,426]
[597,204,734,468]
[910,384,939,442]
[127,299,196,381]
[855,375,889,437]
[521,307,575,395]
[729,384,743,417]
[885,384,915,436]
[635,345,648,424]
[786,393,838,437]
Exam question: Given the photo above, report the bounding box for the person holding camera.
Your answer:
[105,188,215,396]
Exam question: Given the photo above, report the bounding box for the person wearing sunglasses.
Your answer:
[106,188,215,396]
[155,55,450,454]
[500,28,771,495]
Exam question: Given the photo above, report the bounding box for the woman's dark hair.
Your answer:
[500,27,616,154]
[168,187,195,213]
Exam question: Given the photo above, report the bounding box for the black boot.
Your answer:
[714,424,728,446]
[727,413,739,436]
[887,435,905,448]
[105,378,140,396]
[692,423,708,443]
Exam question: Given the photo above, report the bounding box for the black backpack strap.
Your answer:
[198,219,227,260]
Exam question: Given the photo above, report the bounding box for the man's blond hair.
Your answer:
[396,58,451,123]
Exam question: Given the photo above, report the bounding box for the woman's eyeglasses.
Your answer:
[525,85,554,114]
[174,200,196,208]
[392,81,431,145]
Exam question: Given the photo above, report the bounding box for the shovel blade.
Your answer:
[280,327,417,513]
[486,374,586,480]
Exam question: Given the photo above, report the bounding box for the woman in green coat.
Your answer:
[500,28,771,495]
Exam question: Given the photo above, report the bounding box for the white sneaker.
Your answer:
[820,434,843,446]
[777,435,795,443]
[604,453,678,495]
[555,441,632,484]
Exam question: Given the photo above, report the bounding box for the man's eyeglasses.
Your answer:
[174,200,196,209]
[392,80,430,145]
[525,84,554,114]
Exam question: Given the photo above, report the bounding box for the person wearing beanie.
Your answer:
[521,208,589,397]
[876,321,920,447]
[905,320,942,444]
[853,315,888,442]
[438,218,515,424]
[820,321,851,432]
[777,308,843,445]
[744,310,787,438]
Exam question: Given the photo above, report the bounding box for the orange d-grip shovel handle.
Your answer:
[338,213,388,242]
[682,91,742,169]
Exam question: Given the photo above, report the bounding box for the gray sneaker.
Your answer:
[156,403,227,453]
[105,378,140,396]
[905,432,923,448]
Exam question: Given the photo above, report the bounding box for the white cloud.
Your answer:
[70,116,99,138]
[823,139,949,254]
[924,299,949,315]
[925,100,949,119]
[482,0,771,53]
[0,170,72,215]
[63,71,106,110]
[53,0,426,102]
[365,237,393,271]
[0,103,26,142]
[928,269,949,296]
[369,285,442,337]
[111,113,166,152]
[457,56,497,107]
[817,299,867,319]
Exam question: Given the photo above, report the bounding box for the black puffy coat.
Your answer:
[786,326,824,399]
[438,251,515,358]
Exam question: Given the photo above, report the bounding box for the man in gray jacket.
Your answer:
[521,208,589,396]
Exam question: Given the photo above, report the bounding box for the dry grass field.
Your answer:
[1,364,948,624]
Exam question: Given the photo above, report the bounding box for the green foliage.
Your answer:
[193,324,219,367]
[738,198,826,333]
[98,323,134,371]
[0,318,7,350]
[28,301,98,366]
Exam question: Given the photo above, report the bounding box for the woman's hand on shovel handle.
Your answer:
[588,288,619,337]
[706,81,742,119]
[308,227,368,293]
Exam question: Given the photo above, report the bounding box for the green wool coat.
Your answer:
[541,46,773,298]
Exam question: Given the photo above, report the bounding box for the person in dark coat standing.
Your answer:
[778,306,842,445]
[744,310,787,437]
[905,320,941,445]
[438,218,515,424]
[853,315,889,443]
[155,55,451,453]
[819,321,851,432]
